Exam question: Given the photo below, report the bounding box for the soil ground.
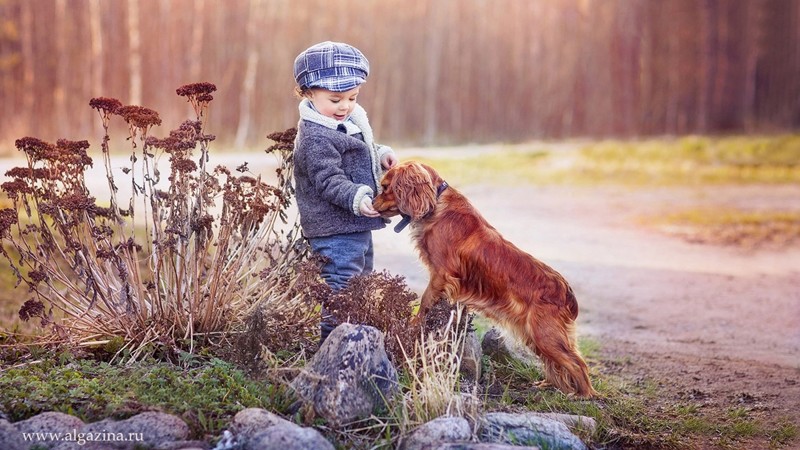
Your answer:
[372,181,800,449]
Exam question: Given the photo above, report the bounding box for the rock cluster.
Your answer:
[0,325,594,450]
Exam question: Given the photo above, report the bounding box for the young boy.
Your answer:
[292,41,397,343]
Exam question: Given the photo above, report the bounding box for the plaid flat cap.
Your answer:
[294,41,369,92]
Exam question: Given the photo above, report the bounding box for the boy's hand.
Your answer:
[381,153,398,169]
[359,196,380,217]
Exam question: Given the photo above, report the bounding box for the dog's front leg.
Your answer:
[411,274,446,327]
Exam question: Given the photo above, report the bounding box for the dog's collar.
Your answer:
[393,181,449,233]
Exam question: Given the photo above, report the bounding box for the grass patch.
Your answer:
[574,135,800,185]
[473,334,799,449]
[770,420,799,448]
[412,151,550,186]
[0,355,295,440]
[411,134,800,186]
[485,358,685,448]
[649,208,800,248]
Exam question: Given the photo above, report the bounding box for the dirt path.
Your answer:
[372,182,800,445]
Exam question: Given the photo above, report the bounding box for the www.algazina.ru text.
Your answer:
[21,429,145,446]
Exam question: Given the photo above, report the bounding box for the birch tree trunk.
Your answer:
[233,0,263,149]
[53,0,67,136]
[189,0,206,83]
[127,0,142,105]
[20,0,35,129]
[88,0,104,130]
[422,1,444,145]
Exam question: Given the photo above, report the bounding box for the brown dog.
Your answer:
[373,161,596,397]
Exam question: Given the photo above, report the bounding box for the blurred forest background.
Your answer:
[0,0,799,152]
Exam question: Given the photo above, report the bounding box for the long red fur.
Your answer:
[373,161,596,397]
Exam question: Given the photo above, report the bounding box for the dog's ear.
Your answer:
[392,163,437,220]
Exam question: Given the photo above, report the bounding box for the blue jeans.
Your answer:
[308,231,374,341]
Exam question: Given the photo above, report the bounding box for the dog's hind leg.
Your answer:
[526,318,596,397]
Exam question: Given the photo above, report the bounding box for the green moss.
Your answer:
[0,357,294,439]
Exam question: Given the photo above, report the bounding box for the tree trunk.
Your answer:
[189,0,206,83]
[20,0,35,131]
[422,1,444,145]
[127,0,142,105]
[233,0,263,149]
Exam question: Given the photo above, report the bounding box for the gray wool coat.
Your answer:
[293,99,394,238]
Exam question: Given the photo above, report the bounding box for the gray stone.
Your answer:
[429,444,540,450]
[217,408,335,450]
[529,413,597,435]
[480,328,513,364]
[0,418,27,450]
[459,331,482,382]
[244,423,334,450]
[54,412,189,450]
[290,323,399,428]
[228,408,294,437]
[400,416,472,450]
[14,412,85,449]
[481,328,538,365]
[480,412,587,450]
[158,441,211,450]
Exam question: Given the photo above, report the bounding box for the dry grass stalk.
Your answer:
[1,84,311,362]
[394,304,480,433]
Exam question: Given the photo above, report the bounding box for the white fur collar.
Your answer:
[297,99,375,151]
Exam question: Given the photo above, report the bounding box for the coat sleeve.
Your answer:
[376,144,395,164]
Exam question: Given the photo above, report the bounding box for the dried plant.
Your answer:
[292,264,421,362]
[393,304,481,433]
[1,83,311,362]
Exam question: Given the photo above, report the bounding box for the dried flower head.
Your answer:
[171,158,198,173]
[1,179,32,200]
[15,137,55,162]
[147,120,201,154]
[89,97,123,115]
[19,299,45,322]
[265,128,297,154]
[116,237,143,253]
[176,82,217,98]
[192,214,214,235]
[0,208,18,237]
[55,139,93,168]
[116,105,162,129]
[177,82,217,119]
[28,267,48,285]
[54,193,96,212]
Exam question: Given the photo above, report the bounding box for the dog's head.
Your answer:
[373,161,443,220]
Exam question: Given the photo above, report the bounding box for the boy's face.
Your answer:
[306,86,361,122]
